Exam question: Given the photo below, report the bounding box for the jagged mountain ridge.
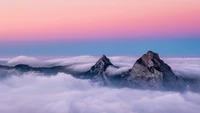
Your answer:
[0,51,199,92]
[120,51,185,90]
[84,55,119,85]
[88,55,118,75]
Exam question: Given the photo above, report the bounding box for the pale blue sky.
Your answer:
[0,38,199,57]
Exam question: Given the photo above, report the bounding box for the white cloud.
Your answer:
[6,56,47,67]
[0,56,200,113]
[0,56,200,78]
[0,72,199,113]
[67,63,94,73]
[163,58,200,78]
[109,56,136,68]
[45,56,98,66]
[106,66,130,76]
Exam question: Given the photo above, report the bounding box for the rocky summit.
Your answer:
[89,55,114,75]
[0,51,194,92]
[120,51,184,90]
[85,55,118,85]
[84,51,185,91]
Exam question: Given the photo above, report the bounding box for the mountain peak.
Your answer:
[85,55,115,85]
[86,55,115,76]
[137,50,161,68]
[99,54,113,66]
[90,55,113,74]
[102,54,107,58]
[120,50,182,90]
[146,50,160,60]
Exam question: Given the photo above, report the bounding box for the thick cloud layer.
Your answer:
[0,72,200,113]
[0,56,200,77]
[0,55,200,113]
[164,58,200,78]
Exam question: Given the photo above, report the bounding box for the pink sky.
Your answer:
[0,0,200,42]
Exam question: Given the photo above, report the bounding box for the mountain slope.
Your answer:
[120,51,185,90]
[85,55,119,85]
[0,52,199,92]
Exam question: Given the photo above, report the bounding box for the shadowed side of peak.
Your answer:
[146,50,160,60]
[99,54,113,66]
[102,54,107,58]
[136,50,162,67]
[90,55,114,73]
[84,54,117,85]
[120,50,184,90]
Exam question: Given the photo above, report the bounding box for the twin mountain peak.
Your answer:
[1,51,188,91]
[87,51,184,90]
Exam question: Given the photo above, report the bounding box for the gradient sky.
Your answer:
[0,0,200,56]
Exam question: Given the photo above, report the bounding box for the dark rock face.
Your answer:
[89,55,114,75]
[86,55,117,85]
[121,51,184,90]
[84,51,186,90]
[0,51,194,92]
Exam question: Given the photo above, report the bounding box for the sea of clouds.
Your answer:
[0,55,200,113]
[0,72,200,113]
[1,55,200,78]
